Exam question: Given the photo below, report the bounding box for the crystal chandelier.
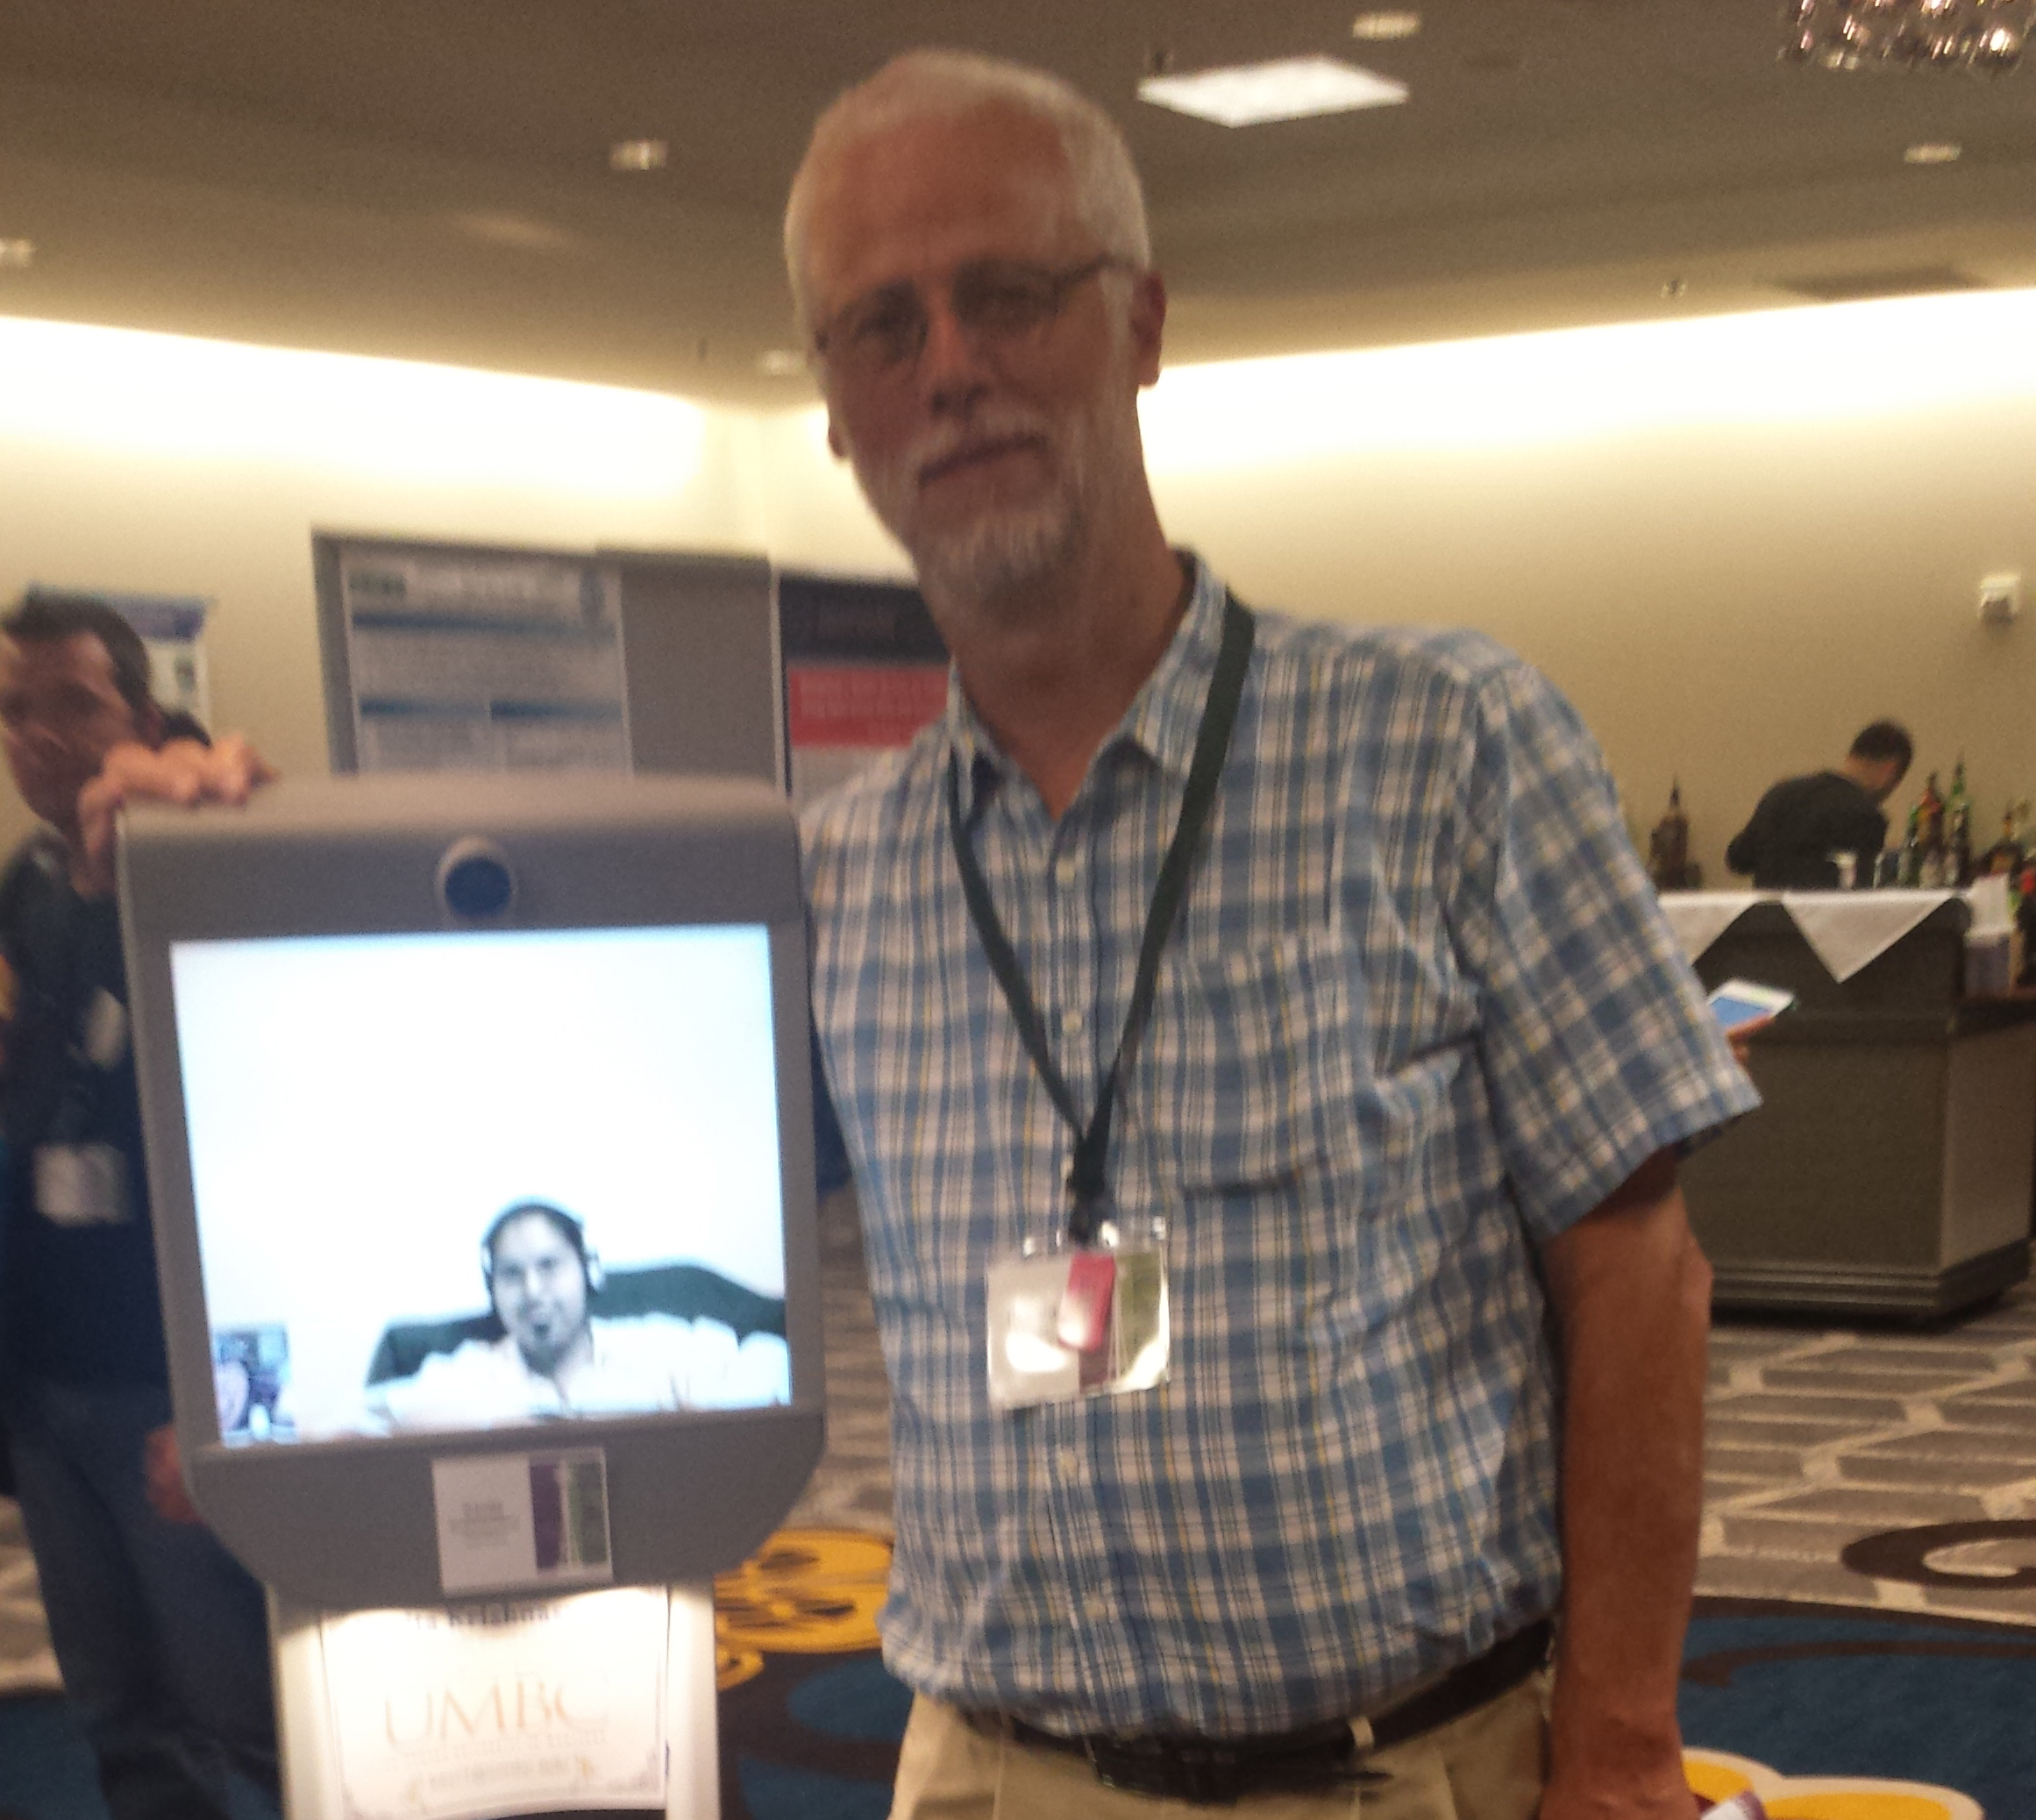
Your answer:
[1782,0,2031,69]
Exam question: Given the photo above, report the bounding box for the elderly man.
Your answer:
[0,592,274,1820]
[792,50,1756,1820]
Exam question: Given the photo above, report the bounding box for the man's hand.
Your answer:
[1537,1149,1712,1820]
[74,736,275,896]
[143,1422,203,1525]
[1725,1016,1772,1067]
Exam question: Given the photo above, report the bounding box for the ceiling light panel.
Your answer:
[1352,11,1421,41]
[1138,56,1408,128]
[609,139,668,172]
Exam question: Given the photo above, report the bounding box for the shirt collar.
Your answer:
[943,552,1227,816]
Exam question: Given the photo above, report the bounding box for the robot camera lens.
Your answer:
[437,842,516,921]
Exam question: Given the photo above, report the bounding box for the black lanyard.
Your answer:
[945,592,1255,1243]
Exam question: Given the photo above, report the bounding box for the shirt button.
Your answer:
[1057,1447,1081,1475]
[1061,1008,1085,1035]
[1054,856,1079,887]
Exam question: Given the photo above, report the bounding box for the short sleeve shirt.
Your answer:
[801,558,1757,1736]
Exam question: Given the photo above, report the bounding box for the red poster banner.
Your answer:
[786,665,948,750]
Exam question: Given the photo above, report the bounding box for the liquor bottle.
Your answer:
[1917,771,1945,846]
[1647,781,1691,891]
[1897,803,1923,887]
[1946,757,1972,886]
[1918,772,1947,888]
[1979,802,2026,879]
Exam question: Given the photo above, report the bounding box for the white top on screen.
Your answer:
[170,923,789,1444]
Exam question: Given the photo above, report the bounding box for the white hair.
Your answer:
[783,48,1151,335]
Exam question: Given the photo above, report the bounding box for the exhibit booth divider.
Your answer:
[309,531,950,806]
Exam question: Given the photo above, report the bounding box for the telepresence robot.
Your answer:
[119,774,827,1820]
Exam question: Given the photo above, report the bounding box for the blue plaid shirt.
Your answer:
[802,558,1756,1736]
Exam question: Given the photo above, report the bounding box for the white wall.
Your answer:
[0,318,770,854]
[3,295,2032,885]
[1132,294,2036,883]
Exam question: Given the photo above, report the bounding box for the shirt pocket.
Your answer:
[1143,930,1360,1194]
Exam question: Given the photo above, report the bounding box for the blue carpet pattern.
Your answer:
[5,1202,2032,1816]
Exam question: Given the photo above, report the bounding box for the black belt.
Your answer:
[968,1616,1553,1807]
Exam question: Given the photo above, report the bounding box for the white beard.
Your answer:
[853,390,1133,615]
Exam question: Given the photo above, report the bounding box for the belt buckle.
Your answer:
[1086,1736,1244,1807]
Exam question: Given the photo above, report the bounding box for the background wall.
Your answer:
[1133,293,2036,882]
[1,294,2031,885]
[0,318,770,854]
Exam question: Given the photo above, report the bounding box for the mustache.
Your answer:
[906,408,1056,477]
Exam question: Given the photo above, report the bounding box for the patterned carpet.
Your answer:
[1700,1291,2036,1624]
[4,1191,2032,1817]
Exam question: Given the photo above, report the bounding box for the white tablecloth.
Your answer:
[1659,890,1963,985]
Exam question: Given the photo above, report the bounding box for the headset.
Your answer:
[479,1200,606,1300]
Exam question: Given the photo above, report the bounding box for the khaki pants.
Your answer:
[888,1670,1549,1820]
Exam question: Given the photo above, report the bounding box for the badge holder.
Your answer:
[986,1214,1169,1411]
[951,594,1254,1420]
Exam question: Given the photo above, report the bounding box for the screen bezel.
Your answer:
[119,774,825,1608]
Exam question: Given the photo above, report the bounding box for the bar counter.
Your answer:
[1667,892,2036,1319]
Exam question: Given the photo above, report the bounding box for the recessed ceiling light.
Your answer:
[450,212,584,253]
[1904,142,1961,165]
[1138,55,1407,127]
[758,349,807,377]
[1352,11,1421,41]
[609,139,668,172]
[0,239,33,269]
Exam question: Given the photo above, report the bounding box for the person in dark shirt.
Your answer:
[0,591,274,1820]
[1726,720,1913,889]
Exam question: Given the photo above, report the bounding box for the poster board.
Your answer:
[776,572,946,810]
[313,536,780,787]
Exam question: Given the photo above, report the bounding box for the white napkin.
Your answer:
[1657,892,1763,964]
[1779,890,1959,984]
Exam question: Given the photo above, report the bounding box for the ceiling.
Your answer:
[0,0,2032,408]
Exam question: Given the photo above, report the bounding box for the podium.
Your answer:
[1677,895,2036,1319]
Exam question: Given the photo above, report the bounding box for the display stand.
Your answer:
[1678,896,2036,1319]
[271,1583,718,1820]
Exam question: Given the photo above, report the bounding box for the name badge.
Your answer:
[986,1217,1169,1411]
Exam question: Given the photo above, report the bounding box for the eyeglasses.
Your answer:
[812,254,1133,385]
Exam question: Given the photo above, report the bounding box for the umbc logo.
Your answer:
[381,1673,609,1752]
